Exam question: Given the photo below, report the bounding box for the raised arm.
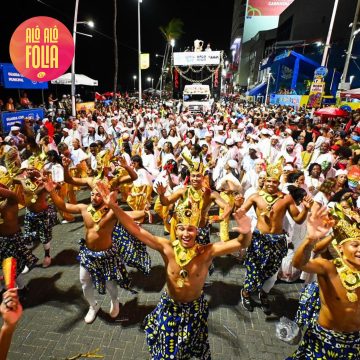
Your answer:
[115,156,138,184]
[43,178,83,214]
[210,208,252,257]
[292,206,335,274]
[96,182,165,252]
[288,195,312,224]
[156,183,183,206]
[211,190,233,220]
[62,157,91,187]
[0,186,18,204]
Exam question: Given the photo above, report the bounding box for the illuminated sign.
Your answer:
[10,16,74,82]
[247,0,295,16]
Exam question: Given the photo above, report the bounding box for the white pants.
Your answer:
[79,266,118,307]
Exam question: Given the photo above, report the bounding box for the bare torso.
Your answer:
[161,242,212,303]
[0,200,20,236]
[80,204,117,251]
[250,193,291,234]
[318,266,360,332]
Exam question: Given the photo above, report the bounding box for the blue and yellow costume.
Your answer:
[244,229,287,293]
[286,322,360,360]
[144,183,211,359]
[0,231,38,275]
[78,238,135,295]
[23,205,58,246]
[112,223,151,275]
[144,292,211,360]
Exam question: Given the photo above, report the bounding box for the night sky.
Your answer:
[0,0,234,98]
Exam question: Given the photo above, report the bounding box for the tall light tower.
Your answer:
[137,0,142,104]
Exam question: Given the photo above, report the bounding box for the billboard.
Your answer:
[173,51,221,66]
[243,0,294,43]
[247,0,294,16]
[1,108,45,133]
[0,63,48,89]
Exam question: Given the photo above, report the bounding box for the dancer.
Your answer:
[95,181,252,360]
[44,178,136,324]
[240,162,312,313]
[289,206,360,359]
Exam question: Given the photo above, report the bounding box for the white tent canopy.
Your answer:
[51,73,98,86]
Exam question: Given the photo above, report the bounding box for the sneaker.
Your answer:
[109,299,120,318]
[240,289,254,312]
[42,256,51,268]
[61,219,74,224]
[84,303,100,324]
[21,266,30,274]
[259,291,271,315]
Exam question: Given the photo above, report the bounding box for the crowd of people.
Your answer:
[0,94,359,359]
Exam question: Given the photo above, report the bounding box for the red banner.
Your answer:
[247,0,294,16]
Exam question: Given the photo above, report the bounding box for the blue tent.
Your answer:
[270,51,319,94]
[247,82,266,96]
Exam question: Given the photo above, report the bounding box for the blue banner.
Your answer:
[270,94,302,108]
[0,63,48,89]
[1,108,45,133]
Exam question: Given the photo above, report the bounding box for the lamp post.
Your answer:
[137,0,142,105]
[247,77,250,93]
[265,72,272,105]
[321,0,339,66]
[133,75,137,91]
[341,0,360,87]
[147,77,154,88]
[71,0,94,116]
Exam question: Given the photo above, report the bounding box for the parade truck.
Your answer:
[182,83,214,114]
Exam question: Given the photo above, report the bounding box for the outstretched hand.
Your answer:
[42,175,57,193]
[307,206,335,240]
[61,156,72,168]
[155,183,166,196]
[95,181,118,207]
[1,288,22,328]
[232,208,252,235]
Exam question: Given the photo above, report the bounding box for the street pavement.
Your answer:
[6,191,302,360]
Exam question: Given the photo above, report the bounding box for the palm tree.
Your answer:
[158,18,184,97]
[113,0,118,101]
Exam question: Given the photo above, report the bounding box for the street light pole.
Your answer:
[265,72,271,105]
[71,0,79,117]
[321,0,339,66]
[137,0,142,105]
[341,0,360,86]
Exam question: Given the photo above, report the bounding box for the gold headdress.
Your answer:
[330,203,360,302]
[27,155,45,170]
[331,204,360,246]
[4,147,21,175]
[95,150,112,178]
[175,188,202,227]
[265,160,282,180]
[181,152,206,175]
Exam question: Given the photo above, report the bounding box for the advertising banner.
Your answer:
[0,63,48,89]
[1,108,45,133]
[140,53,150,70]
[247,0,295,16]
[270,94,302,108]
[173,51,221,66]
[9,16,74,82]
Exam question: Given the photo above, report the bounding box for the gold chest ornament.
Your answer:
[25,179,39,204]
[334,257,360,302]
[172,240,203,288]
[87,205,109,232]
[259,190,284,217]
